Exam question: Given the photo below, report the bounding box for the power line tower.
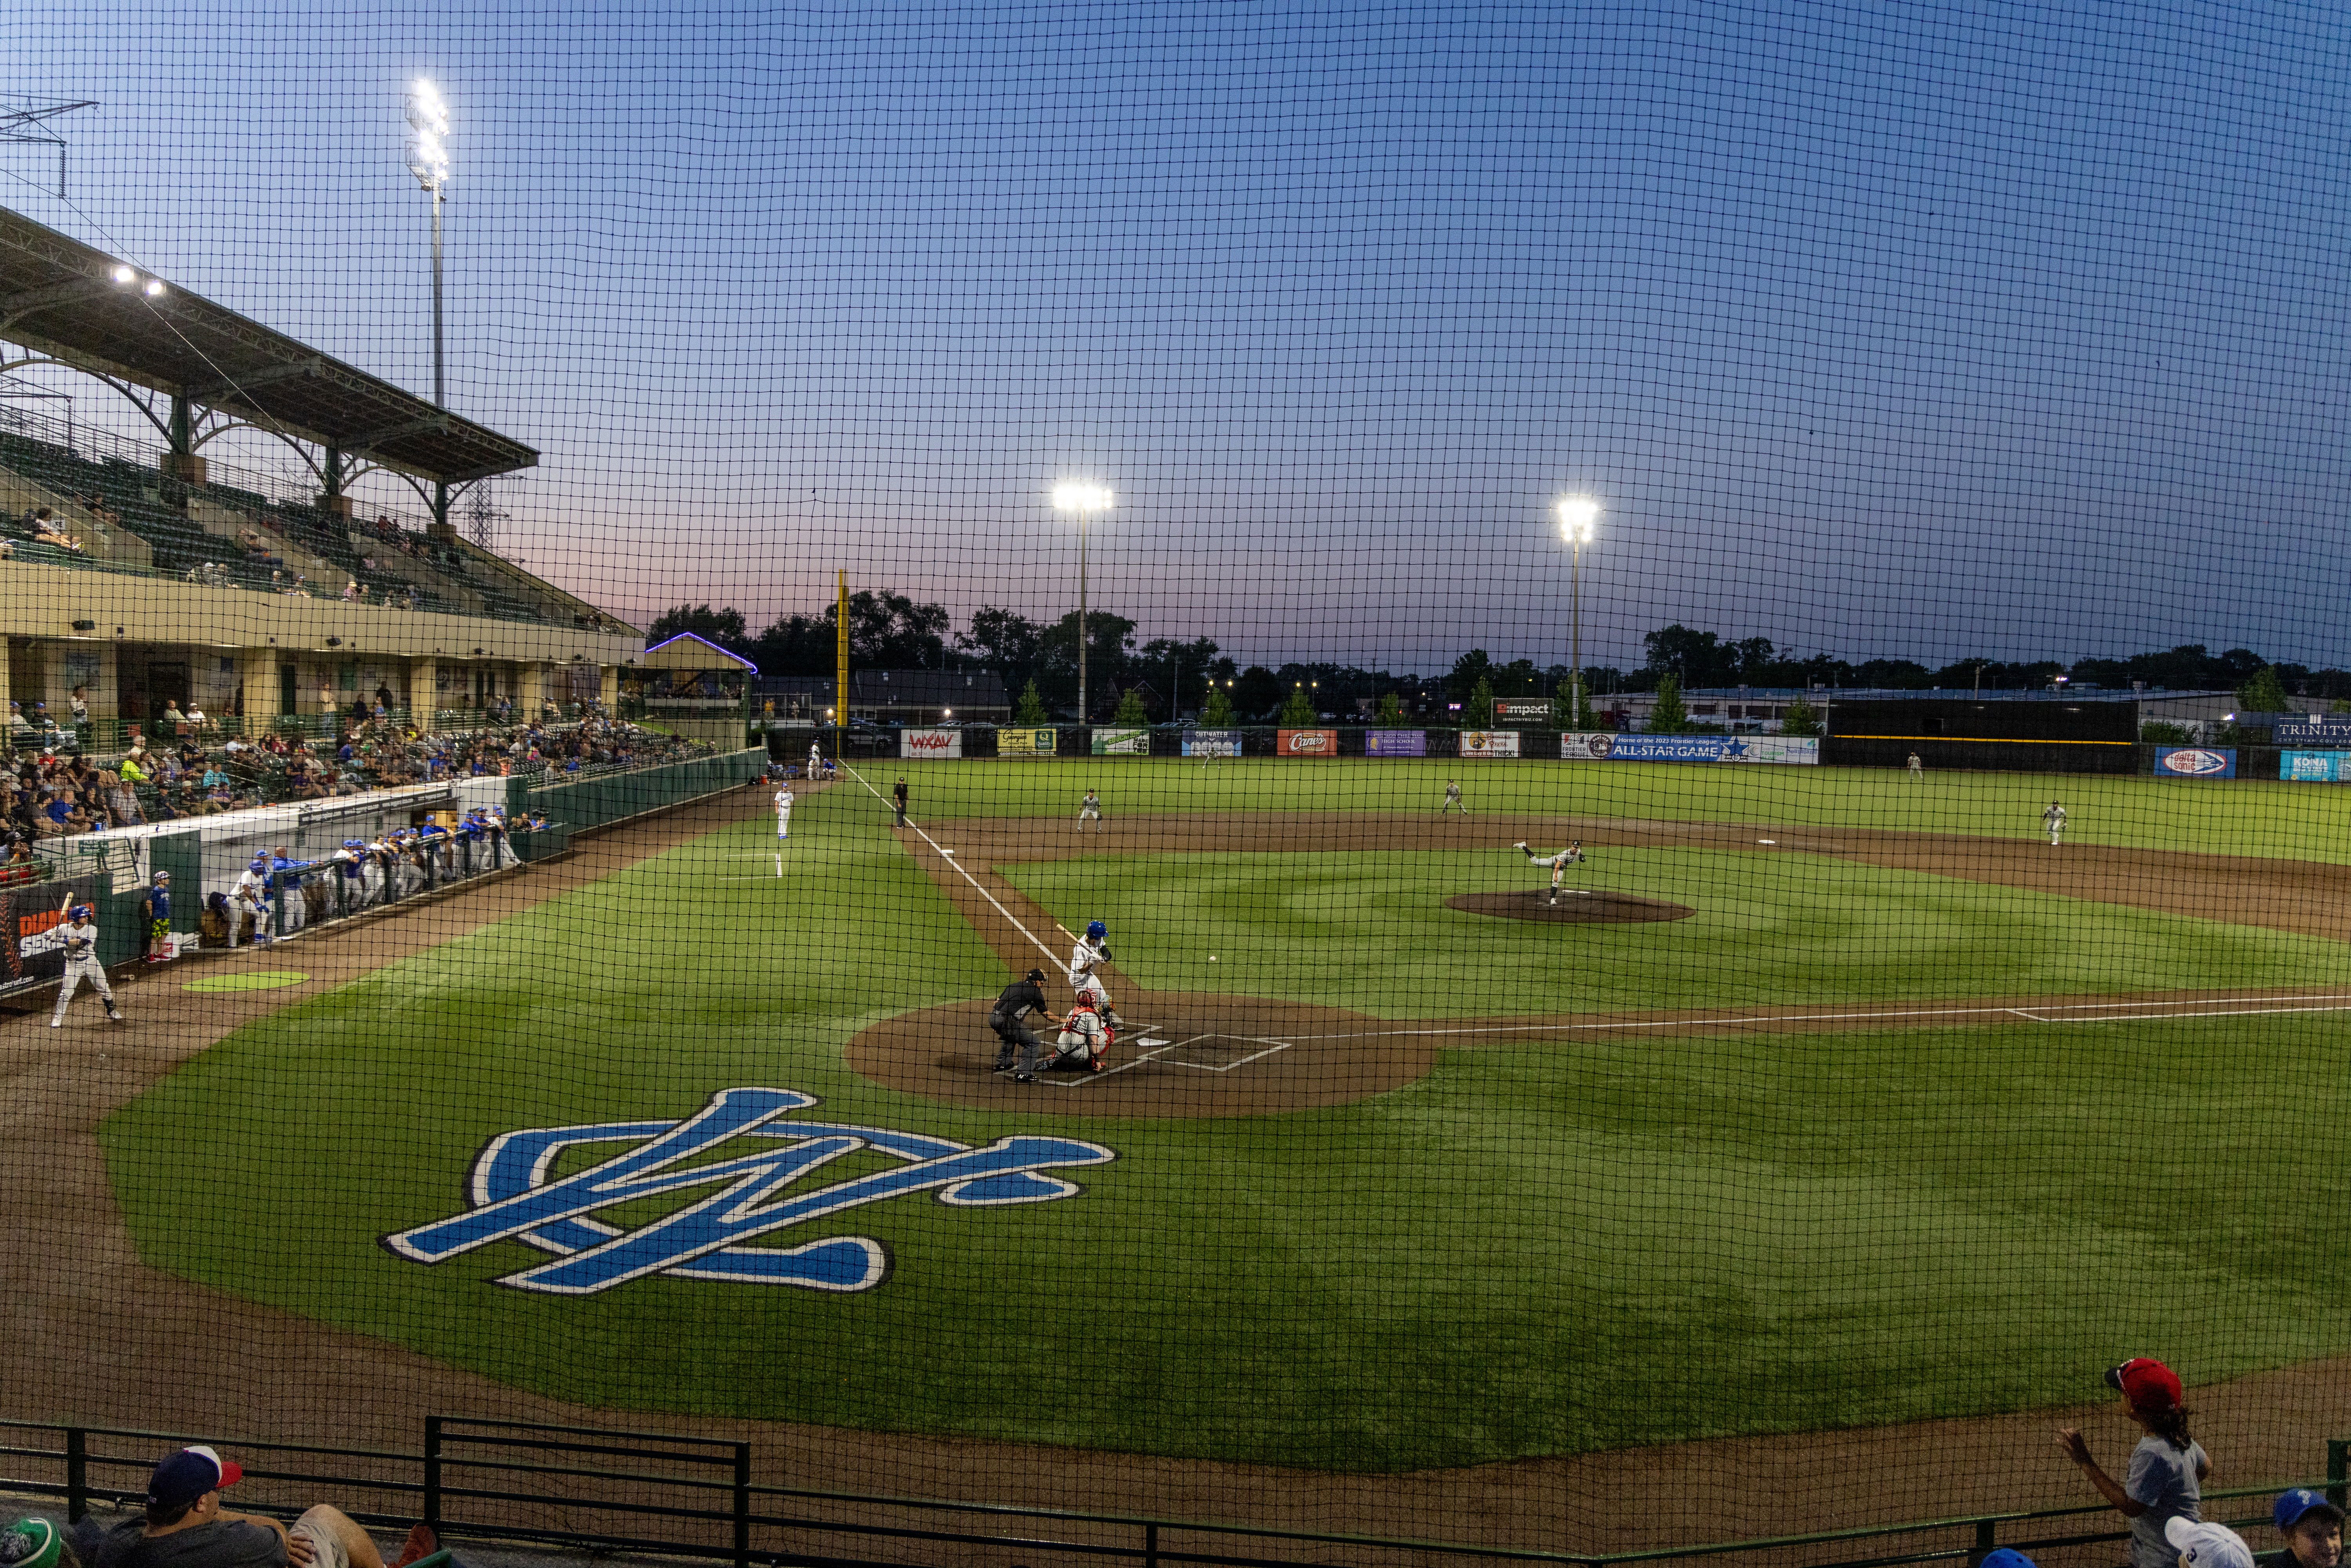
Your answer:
[0,98,98,197]
[465,478,509,552]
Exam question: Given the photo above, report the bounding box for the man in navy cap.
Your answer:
[2262,1489,2343,1568]
[89,1445,432,1568]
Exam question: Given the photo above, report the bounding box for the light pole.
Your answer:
[404,80,452,525]
[1555,496,1602,728]
[1051,480,1113,721]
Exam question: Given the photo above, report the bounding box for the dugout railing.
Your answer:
[0,1417,2341,1568]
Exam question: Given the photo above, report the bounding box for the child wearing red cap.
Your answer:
[2057,1358,2212,1568]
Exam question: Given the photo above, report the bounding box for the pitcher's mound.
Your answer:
[1447,889,1695,924]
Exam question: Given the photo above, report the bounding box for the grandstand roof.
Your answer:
[0,205,535,483]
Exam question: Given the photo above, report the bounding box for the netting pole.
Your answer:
[835,569,848,756]
[2328,1435,2346,1512]
[64,1425,85,1522]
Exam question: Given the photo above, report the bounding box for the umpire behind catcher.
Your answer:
[988,969,1063,1078]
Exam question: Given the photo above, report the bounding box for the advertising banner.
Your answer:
[2,875,101,994]
[1091,728,1149,756]
[1459,730,1521,758]
[1364,729,1428,757]
[2282,750,2349,782]
[997,728,1056,758]
[1491,699,1555,726]
[1611,734,1734,762]
[1277,728,1339,757]
[1559,732,1616,760]
[1729,736,1820,765]
[2154,747,2237,779]
[1181,728,1241,758]
[2276,721,2351,744]
[899,728,962,760]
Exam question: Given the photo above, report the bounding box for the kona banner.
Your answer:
[2283,750,2351,782]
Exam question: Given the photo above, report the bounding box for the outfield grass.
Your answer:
[875,756,2351,864]
[1002,847,2349,1015]
[96,781,2351,1471]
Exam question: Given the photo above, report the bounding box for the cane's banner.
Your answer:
[1459,730,1521,758]
[899,728,962,759]
[1277,728,1338,757]
[2284,750,2351,782]
[997,728,1056,757]
[2154,747,2236,779]
[1182,728,1241,758]
[1559,732,1616,761]
[1365,729,1427,757]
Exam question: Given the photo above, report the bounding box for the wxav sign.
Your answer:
[385,1088,1114,1296]
[899,728,962,759]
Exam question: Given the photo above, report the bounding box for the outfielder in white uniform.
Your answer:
[50,904,120,1027]
[1049,994,1112,1073]
[2043,800,2066,847]
[231,855,275,945]
[773,784,793,840]
[1068,918,1122,1023]
[1442,779,1468,815]
[1078,789,1102,832]
[1515,840,1585,905]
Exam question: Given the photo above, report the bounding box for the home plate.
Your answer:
[1036,1029,1295,1088]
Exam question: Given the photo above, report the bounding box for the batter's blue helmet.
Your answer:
[1085,920,1107,940]
[67,905,92,922]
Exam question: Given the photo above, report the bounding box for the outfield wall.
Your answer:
[515,746,765,831]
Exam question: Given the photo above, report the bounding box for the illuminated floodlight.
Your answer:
[404,80,452,191]
[1051,480,1114,514]
[110,263,135,284]
[1555,494,1601,543]
[142,279,164,298]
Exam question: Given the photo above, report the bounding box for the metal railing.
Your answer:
[0,1418,2341,1568]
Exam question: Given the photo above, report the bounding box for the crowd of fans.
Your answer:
[0,699,718,843]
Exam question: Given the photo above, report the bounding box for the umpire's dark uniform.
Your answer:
[989,970,1058,1079]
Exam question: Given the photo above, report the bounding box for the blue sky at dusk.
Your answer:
[4,1,2346,675]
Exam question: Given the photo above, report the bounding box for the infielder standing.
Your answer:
[1515,839,1585,905]
[773,782,793,841]
[1078,788,1102,832]
[50,902,120,1027]
[2043,800,2067,847]
[1068,918,1123,1024]
[1441,778,1468,815]
[987,967,1063,1081]
[1906,752,1923,782]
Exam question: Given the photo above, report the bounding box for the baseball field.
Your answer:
[83,758,2351,1507]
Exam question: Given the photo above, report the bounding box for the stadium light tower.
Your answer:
[1051,480,1114,722]
[404,81,453,521]
[1555,496,1602,728]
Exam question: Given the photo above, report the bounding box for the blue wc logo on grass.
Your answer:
[383,1087,1115,1296]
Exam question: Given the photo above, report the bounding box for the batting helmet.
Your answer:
[67,905,92,923]
[152,871,170,884]
[1085,919,1107,940]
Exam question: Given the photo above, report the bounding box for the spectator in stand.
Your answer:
[183,701,208,735]
[161,699,188,736]
[88,1444,435,1568]
[67,686,87,738]
[7,701,33,747]
[2166,1522,2256,1568]
[2058,1357,2210,1568]
[2263,1490,2344,1568]
[119,751,150,786]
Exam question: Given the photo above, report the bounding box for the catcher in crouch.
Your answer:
[1040,992,1114,1076]
[1514,839,1586,905]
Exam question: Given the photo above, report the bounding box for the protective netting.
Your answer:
[2,5,2348,1566]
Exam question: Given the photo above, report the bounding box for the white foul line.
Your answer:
[844,763,1063,970]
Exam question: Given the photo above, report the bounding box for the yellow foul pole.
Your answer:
[835,569,849,766]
